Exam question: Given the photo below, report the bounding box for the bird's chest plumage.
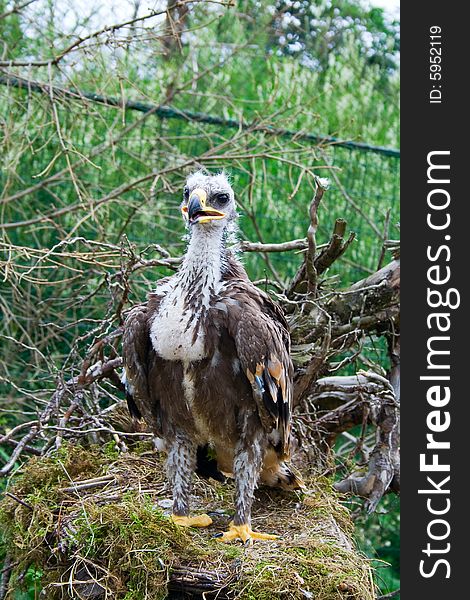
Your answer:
[150,288,209,362]
[149,250,222,363]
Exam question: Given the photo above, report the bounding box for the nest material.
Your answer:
[0,443,375,600]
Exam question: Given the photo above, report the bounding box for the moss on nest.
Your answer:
[0,443,375,599]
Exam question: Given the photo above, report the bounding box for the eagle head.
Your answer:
[180,171,237,228]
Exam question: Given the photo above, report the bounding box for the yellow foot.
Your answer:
[171,513,213,528]
[217,523,278,545]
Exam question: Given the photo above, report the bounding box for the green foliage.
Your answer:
[354,496,400,597]
[0,0,26,60]
[266,0,399,73]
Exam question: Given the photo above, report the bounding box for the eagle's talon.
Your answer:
[217,523,278,544]
[171,513,213,528]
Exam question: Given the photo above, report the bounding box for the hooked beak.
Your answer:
[181,188,226,224]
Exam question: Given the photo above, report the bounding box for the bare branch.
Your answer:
[0,2,231,67]
[0,0,37,21]
[239,238,308,252]
[306,177,328,295]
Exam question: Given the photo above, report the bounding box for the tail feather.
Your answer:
[126,391,143,420]
[121,370,143,420]
[260,449,305,491]
[196,444,226,482]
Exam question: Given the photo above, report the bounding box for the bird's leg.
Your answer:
[218,421,278,544]
[167,432,212,528]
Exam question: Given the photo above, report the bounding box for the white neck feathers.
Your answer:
[178,226,226,291]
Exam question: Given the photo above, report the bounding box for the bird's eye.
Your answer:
[183,186,190,200]
[215,193,230,205]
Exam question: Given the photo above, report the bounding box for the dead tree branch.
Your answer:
[306,177,328,296]
[297,370,399,510]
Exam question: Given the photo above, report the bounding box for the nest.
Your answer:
[0,443,376,600]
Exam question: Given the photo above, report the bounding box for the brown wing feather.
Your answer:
[221,281,293,457]
[121,294,163,434]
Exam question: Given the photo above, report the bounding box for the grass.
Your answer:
[1,442,376,599]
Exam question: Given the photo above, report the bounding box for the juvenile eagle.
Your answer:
[122,171,302,543]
